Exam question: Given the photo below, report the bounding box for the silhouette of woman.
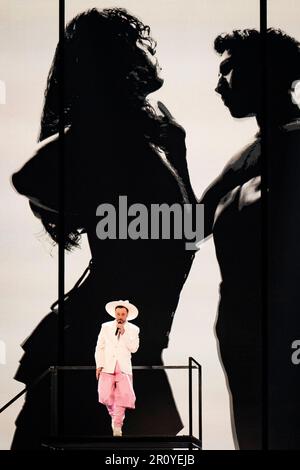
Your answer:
[10,8,197,449]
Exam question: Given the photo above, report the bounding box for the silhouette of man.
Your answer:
[200,28,300,449]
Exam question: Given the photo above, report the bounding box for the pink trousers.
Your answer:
[98,361,136,428]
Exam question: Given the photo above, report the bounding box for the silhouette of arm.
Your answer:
[200,138,261,238]
[11,128,88,247]
[157,101,198,205]
[11,133,61,213]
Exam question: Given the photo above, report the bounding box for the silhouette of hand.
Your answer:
[157,101,187,172]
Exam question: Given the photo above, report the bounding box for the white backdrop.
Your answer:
[1,0,298,450]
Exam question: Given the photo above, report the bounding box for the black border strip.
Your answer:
[260,0,268,450]
[58,0,65,367]
[58,0,65,438]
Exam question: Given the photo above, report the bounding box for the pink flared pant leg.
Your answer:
[98,361,136,428]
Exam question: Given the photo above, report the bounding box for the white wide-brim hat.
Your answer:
[105,299,139,321]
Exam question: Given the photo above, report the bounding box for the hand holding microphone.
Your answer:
[115,320,125,337]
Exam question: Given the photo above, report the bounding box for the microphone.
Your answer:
[115,320,122,336]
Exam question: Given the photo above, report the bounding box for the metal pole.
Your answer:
[188,356,193,438]
[198,363,202,443]
[57,0,65,441]
[260,0,268,451]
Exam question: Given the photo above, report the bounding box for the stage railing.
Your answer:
[0,357,201,443]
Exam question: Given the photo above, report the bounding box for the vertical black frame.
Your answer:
[260,0,268,450]
[57,0,65,438]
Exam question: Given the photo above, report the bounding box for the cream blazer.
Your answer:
[94,320,140,374]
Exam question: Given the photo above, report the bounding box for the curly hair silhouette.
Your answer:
[16,8,162,250]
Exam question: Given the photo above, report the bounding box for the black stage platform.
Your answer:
[41,435,202,450]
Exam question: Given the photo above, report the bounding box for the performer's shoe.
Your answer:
[113,426,122,437]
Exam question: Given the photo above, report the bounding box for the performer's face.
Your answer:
[215,51,259,118]
[115,307,129,323]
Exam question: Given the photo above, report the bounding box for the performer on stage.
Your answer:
[95,300,139,437]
